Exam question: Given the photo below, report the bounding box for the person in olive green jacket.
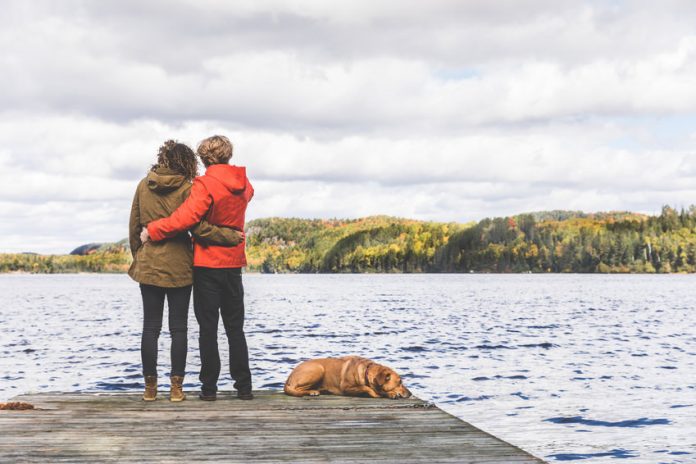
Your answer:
[128,140,242,402]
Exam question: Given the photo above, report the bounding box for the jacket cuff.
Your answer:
[147,222,166,242]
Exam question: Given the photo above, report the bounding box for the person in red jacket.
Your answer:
[141,135,254,401]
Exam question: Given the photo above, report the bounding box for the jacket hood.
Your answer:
[204,164,247,193]
[146,167,187,193]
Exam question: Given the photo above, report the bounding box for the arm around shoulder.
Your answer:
[147,180,213,241]
[191,221,244,247]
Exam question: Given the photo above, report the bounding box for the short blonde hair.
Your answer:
[197,135,233,167]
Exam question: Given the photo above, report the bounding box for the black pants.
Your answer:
[194,267,251,393]
[139,284,191,377]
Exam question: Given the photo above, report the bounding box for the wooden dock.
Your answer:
[0,391,543,463]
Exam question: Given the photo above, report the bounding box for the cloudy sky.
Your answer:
[2,0,696,253]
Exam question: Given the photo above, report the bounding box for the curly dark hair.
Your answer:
[151,140,199,181]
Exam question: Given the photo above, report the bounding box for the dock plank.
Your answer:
[0,391,543,463]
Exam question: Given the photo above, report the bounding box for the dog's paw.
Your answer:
[308,390,321,396]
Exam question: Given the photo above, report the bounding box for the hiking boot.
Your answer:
[143,375,157,401]
[170,376,186,402]
[237,390,254,401]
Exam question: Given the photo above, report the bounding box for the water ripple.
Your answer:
[545,416,671,428]
[1,273,695,464]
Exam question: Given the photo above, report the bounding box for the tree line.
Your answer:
[0,251,130,273]
[246,216,461,273]
[435,206,696,273]
[247,207,696,273]
[3,207,696,274]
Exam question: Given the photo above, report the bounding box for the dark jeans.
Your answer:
[139,284,192,377]
[193,267,251,393]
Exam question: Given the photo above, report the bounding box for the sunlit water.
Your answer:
[1,274,694,463]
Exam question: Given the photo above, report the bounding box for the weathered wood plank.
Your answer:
[0,392,544,463]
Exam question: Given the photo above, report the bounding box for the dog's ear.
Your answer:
[374,367,391,387]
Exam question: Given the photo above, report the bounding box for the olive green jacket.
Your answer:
[128,168,241,287]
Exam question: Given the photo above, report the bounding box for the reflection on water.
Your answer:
[1,273,695,463]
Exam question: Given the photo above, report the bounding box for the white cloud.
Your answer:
[1,1,696,253]
[1,114,695,253]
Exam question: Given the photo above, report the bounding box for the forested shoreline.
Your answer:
[3,207,696,274]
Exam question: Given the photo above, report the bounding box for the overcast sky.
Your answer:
[2,0,696,253]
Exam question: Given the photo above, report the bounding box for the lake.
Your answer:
[1,273,694,463]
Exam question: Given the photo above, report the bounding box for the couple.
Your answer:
[128,135,254,402]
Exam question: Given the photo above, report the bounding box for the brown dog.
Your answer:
[284,356,412,399]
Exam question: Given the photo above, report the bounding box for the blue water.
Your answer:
[1,273,695,463]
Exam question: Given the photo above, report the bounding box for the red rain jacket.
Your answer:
[147,164,254,268]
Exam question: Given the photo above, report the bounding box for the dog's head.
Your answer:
[371,365,412,399]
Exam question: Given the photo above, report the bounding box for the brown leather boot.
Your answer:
[143,375,157,401]
[170,376,186,402]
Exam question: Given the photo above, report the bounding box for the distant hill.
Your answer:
[3,207,696,273]
[435,206,694,273]
[70,239,129,256]
[70,243,104,255]
[245,216,466,273]
[243,208,696,273]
